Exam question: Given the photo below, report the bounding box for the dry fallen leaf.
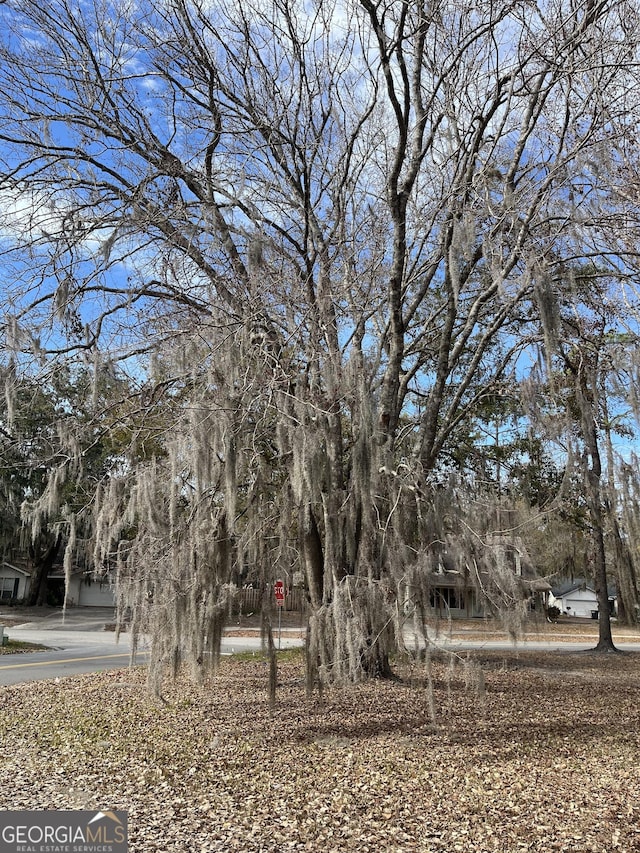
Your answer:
[0,650,639,852]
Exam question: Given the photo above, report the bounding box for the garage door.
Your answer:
[77,579,116,607]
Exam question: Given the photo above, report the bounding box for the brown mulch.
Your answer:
[1,649,639,852]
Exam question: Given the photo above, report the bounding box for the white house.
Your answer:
[549,579,616,619]
[402,536,551,620]
[0,563,31,601]
[0,561,116,608]
[63,571,117,608]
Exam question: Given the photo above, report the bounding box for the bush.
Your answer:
[546,605,561,622]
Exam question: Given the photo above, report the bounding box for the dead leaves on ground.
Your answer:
[1,650,639,852]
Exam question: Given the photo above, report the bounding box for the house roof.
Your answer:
[551,578,617,599]
[0,561,31,577]
[1,557,90,580]
[524,578,552,593]
[426,570,551,594]
[428,535,550,593]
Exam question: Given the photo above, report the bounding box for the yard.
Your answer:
[1,634,640,853]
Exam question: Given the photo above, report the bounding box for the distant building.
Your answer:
[0,563,30,601]
[404,536,551,619]
[549,579,617,619]
[0,561,115,607]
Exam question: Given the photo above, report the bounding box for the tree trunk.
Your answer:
[576,382,617,652]
[604,417,639,625]
[301,504,324,611]
[361,637,394,680]
[589,482,616,652]
[26,534,62,607]
[609,515,638,625]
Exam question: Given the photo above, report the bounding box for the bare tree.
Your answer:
[1,0,639,686]
[559,314,618,650]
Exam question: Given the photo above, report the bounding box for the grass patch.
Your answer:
[0,639,48,655]
[227,646,305,664]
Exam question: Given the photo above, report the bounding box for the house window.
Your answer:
[430,587,465,610]
[501,545,522,576]
[0,577,19,600]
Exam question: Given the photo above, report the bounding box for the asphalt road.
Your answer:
[0,646,146,686]
[5,634,640,686]
[0,609,304,685]
[2,608,640,685]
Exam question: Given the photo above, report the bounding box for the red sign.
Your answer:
[274,579,285,606]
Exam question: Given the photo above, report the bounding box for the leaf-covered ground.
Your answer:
[1,649,639,852]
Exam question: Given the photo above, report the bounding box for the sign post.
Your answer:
[274,579,285,648]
